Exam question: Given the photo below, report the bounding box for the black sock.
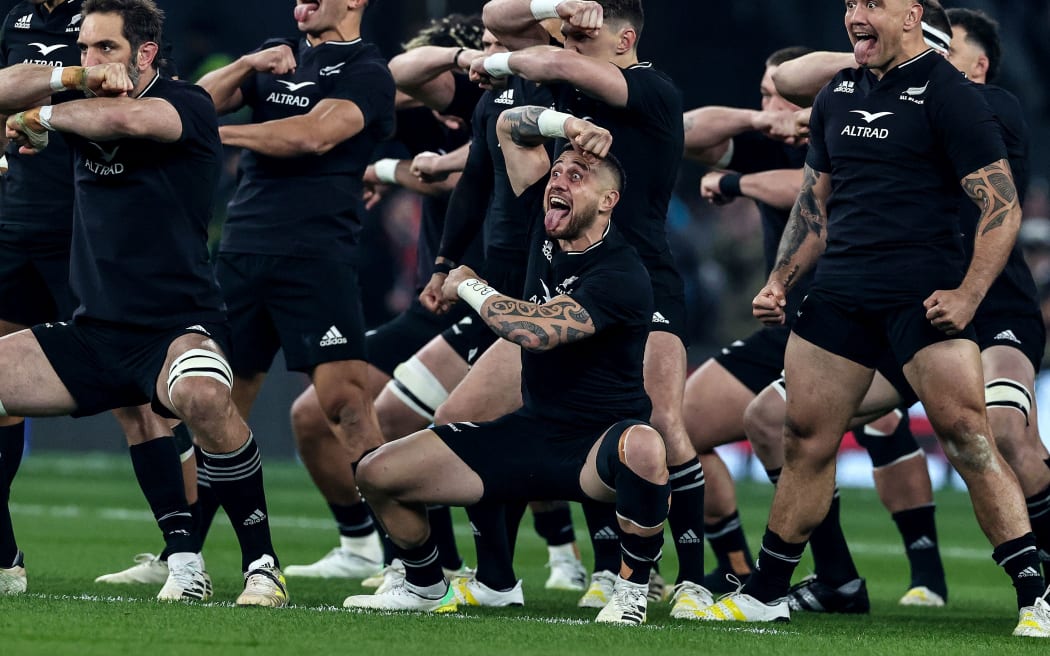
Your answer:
[892,504,947,599]
[130,436,199,557]
[399,534,445,591]
[667,457,706,584]
[329,501,375,538]
[743,527,806,603]
[533,503,575,547]
[582,499,621,574]
[809,491,859,586]
[193,446,221,542]
[200,435,277,570]
[621,532,663,585]
[427,505,463,570]
[465,502,516,590]
[1025,484,1050,574]
[504,499,527,561]
[0,422,25,566]
[765,467,782,485]
[992,533,1046,609]
[705,511,754,578]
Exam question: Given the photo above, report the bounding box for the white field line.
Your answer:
[11,501,992,561]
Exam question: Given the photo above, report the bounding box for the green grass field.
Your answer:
[0,452,1043,655]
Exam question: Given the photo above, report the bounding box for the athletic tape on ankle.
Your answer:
[530,0,562,20]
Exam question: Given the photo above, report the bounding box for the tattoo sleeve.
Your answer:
[481,296,596,352]
[771,164,828,289]
[962,159,1017,237]
[501,105,548,148]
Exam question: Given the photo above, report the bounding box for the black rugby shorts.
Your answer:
[0,225,77,326]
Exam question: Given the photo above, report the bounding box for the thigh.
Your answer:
[215,253,281,377]
[435,338,522,424]
[266,257,368,372]
[1,326,80,416]
[903,339,986,432]
[783,331,875,438]
[155,327,235,415]
[360,428,485,506]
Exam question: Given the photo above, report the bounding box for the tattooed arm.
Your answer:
[441,266,595,351]
[496,106,613,195]
[752,164,830,325]
[924,158,1021,334]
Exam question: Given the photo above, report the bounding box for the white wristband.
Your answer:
[530,0,563,20]
[49,67,66,92]
[457,278,501,313]
[483,53,513,78]
[38,105,54,131]
[538,109,573,138]
[373,158,399,185]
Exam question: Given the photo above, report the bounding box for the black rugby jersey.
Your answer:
[963,85,1037,318]
[727,131,810,319]
[437,75,555,269]
[0,0,82,231]
[553,63,684,299]
[66,76,225,328]
[806,50,1006,299]
[221,37,395,259]
[521,222,653,426]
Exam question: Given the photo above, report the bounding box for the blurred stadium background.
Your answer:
[3,0,1048,484]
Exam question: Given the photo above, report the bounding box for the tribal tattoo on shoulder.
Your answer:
[502,105,548,147]
[482,297,595,352]
[772,164,826,288]
[962,159,1017,236]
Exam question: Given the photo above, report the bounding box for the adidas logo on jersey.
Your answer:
[1018,566,1041,578]
[652,312,670,325]
[678,529,702,545]
[994,329,1021,344]
[593,526,618,541]
[908,536,936,551]
[320,325,348,347]
[542,240,553,262]
[833,80,855,94]
[243,509,267,526]
[13,13,32,29]
[494,88,515,105]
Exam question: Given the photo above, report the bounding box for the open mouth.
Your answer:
[545,196,571,232]
[853,30,878,60]
[294,1,320,23]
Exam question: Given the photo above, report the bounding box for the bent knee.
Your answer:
[316,381,373,426]
[621,425,668,483]
[290,389,330,443]
[743,398,782,448]
[170,378,232,426]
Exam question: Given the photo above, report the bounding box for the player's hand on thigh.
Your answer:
[752,281,787,325]
[923,288,979,335]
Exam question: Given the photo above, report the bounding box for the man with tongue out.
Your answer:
[695,0,1050,636]
[345,111,669,625]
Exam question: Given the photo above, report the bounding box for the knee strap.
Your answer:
[388,356,450,421]
[596,420,669,531]
[985,378,1032,425]
[855,409,923,469]
[167,348,233,401]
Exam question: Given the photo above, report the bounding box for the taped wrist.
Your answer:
[483,52,513,78]
[53,66,88,92]
[538,109,573,138]
[530,0,563,20]
[373,158,399,185]
[457,278,500,313]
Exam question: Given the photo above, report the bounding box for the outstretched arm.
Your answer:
[218,98,364,157]
[683,106,806,164]
[441,266,595,352]
[0,63,133,115]
[483,0,602,51]
[924,159,1022,334]
[389,45,482,110]
[752,164,831,325]
[700,168,804,211]
[772,51,856,108]
[473,46,628,106]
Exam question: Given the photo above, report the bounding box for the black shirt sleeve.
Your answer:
[622,66,680,135]
[805,85,831,173]
[437,98,493,265]
[328,58,396,133]
[728,131,802,174]
[570,262,652,333]
[441,73,484,124]
[930,78,1006,180]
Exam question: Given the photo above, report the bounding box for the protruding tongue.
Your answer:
[545,207,569,232]
[294,2,319,23]
[854,37,876,62]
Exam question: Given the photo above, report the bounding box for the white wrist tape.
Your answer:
[373,158,399,184]
[38,105,54,131]
[457,278,501,313]
[538,109,573,138]
[483,52,513,78]
[49,67,66,92]
[530,0,563,20]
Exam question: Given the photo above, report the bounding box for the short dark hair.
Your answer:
[402,13,484,51]
[557,143,626,193]
[82,0,164,70]
[766,46,813,68]
[598,0,644,38]
[947,7,1002,82]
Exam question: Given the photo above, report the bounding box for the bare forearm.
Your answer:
[390,46,460,90]
[772,52,856,107]
[391,160,460,195]
[220,117,327,157]
[683,107,759,162]
[770,166,828,290]
[197,57,254,113]
[740,169,804,211]
[479,296,594,352]
[0,65,67,114]
[48,97,179,142]
[960,159,1022,301]
[483,0,553,50]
